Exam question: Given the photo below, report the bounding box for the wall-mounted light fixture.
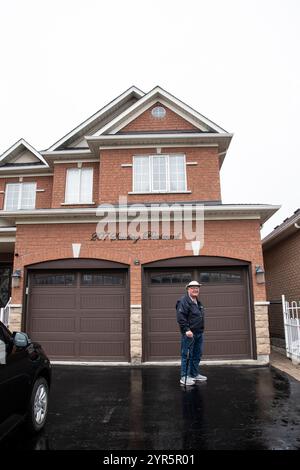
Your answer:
[11,269,22,288]
[255,265,265,284]
[133,259,140,266]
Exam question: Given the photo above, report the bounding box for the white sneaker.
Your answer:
[180,376,196,386]
[193,374,207,381]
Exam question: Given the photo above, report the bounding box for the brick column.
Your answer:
[130,264,142,364]
[254,302,270,362]
[130,304,142,364]
[8,305,22,332]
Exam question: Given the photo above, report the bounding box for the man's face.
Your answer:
[188,286,200,299]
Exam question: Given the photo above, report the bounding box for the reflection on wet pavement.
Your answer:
[1,364,300,450]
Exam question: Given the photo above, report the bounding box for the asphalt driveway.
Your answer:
[1,363,300,450]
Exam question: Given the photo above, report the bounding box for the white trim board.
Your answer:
[98,143,219,150]
[53,159,99,164]
[0,173,54,178]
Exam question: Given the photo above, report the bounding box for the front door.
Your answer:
[0,266,12,308]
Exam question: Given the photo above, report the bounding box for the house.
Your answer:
[263,209,300,350]
[0,86,279,364]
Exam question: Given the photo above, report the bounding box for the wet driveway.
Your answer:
[1,364,300,450]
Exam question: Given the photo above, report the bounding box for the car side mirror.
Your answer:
[13,332,29,348]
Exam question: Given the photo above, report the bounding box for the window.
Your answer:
[32,273,76,286]
[199,271,242,284]
[4,183,36,210]
[81,272,125,286]
[65,167,93,203]
[150,272,192,284]
[133,155,186,193]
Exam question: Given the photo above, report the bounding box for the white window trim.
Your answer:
[64,167,93,204]
[133,154,187,193]
[4,182,37,211]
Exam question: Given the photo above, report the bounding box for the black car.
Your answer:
[0,321,51,440]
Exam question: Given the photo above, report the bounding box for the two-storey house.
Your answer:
[0,86,279,364]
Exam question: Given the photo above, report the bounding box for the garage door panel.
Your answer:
[80,294,125,309]
[149,340,180,359]
[148,317,179,333]
[38,341,76,358]
[79,341,126,358]
[149,295,180,310]
[201,291,246,308]
[79,317,127,333]
[204,338,250,358]
[206,316,249,331]
[30,293,77,309]
[30,316,76,332]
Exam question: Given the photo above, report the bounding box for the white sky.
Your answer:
[0,0,299,237]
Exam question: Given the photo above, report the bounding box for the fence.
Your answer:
[0,297,11,327]
[282,295,300,365]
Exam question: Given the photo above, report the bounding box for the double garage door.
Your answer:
[27,269,130,361]
[27,262,253,362]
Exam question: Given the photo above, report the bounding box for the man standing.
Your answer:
[176,280,207,386]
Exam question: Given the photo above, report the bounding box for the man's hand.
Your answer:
[186,330,193,338]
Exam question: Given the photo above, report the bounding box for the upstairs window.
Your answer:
[65,167,93,204]
[4,183,36,210]
[133,154,186,193]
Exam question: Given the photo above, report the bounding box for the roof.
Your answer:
[45,86,232,163]
[1,87,233,172]
[262,208,300,250]
[47,86,145,151]
[0,139,49,173]
[0,203,280,226]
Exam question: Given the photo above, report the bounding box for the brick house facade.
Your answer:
[263,209,300,348]
[0,86,279,364]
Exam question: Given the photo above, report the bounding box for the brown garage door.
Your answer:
[144,267,252,361]
[27,269,129,361]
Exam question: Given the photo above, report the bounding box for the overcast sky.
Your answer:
[0,0,299,237]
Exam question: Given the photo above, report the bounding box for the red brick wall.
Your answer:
[264,231,300,301]
[120,103,199,133]
[99,147,221,204]
[12,219,265,305]
[51,162,99,208]
[0,176,53,209]
[264,231,300,338]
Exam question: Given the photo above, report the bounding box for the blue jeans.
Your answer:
[180,332,204,378]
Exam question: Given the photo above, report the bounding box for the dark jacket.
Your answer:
[176,294,205,334]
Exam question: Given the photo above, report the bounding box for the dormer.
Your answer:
[0,139,50,174]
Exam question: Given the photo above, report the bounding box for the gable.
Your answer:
[93,86,228,136]
[0,139,49,168]
[10,150,41,164]
[118,102,199,134]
